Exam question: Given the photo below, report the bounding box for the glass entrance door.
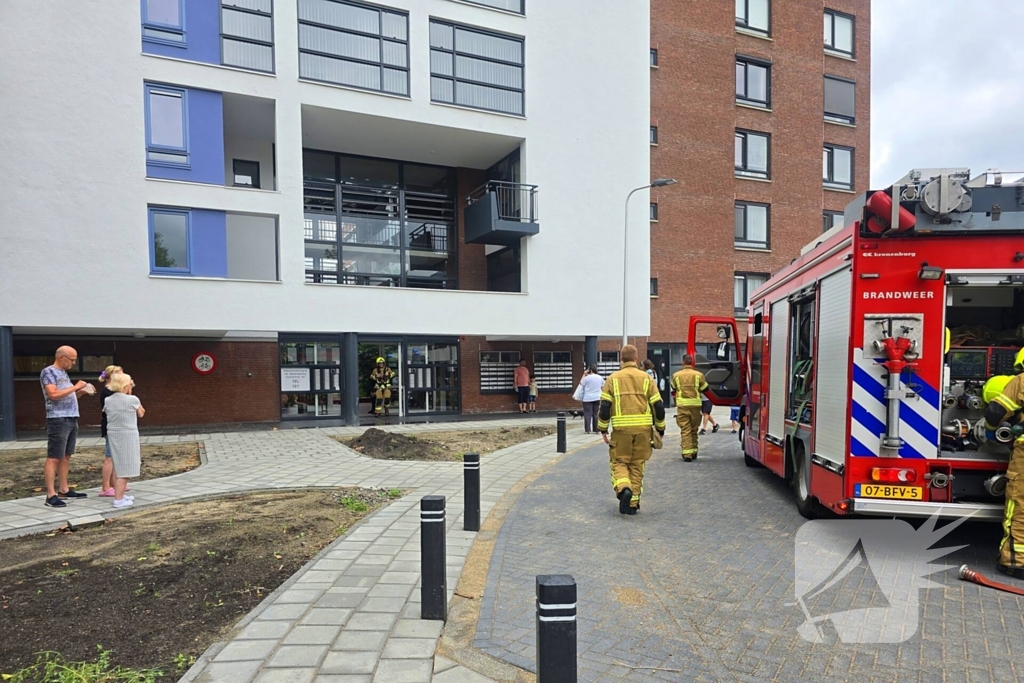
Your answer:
[280,339,342,419]
[358,343,402,417]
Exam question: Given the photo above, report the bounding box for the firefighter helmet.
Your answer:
[1015,348,1024,373]
[983,375,1014,404]
[376,357,385,364]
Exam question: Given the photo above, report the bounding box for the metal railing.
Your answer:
[467,181,539,223]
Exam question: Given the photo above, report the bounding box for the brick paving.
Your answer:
[474,430,1024,683]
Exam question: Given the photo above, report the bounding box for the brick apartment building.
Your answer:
[626,0,871,394]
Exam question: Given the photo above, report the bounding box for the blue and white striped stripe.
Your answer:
[850,350,940,459]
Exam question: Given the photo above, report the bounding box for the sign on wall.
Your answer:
[192,352,217,375]
[281,368,311,392]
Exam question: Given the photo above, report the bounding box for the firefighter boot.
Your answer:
[998,465,1024,577]
[617,487,633,515]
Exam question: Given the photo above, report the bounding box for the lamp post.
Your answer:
[622,179,677,347]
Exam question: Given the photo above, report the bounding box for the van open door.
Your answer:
[687,317,746,406]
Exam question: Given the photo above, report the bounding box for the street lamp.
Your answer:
[622,178,677,347]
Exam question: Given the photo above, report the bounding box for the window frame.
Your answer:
[15,354,117,379]
[428,19,525,117]
[650,48,658,67]
[650,125,658,145]
[650,202,658,221]
[457,0,525,15]
[149,206,193,274]
[220,0,275,74]
[650,277,658,297]
[734,272,769,314]
[144,84,190,168]
[734,201,770,250]
[141,0,186,45]
[823,210,845,232]
[735,129,771,179]
[297,0,411,97]
[735,55,771,108]
[823,144,854,190]
[232,158,261,188]
[824,8,855,57]
[824,75,856,124]
[735,0,770,35]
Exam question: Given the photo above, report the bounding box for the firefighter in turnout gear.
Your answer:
[983,347,1024,579]
[370,357,396,417]
[598,345,667,515]
[671,354,708,462]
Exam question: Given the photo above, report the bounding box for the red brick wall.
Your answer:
[649,0,870,347]
[457,168,489,292]
[13,339,279,430]
[460,337,585,414]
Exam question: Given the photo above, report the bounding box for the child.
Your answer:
[730,406,741,434]
[528,375,539,413]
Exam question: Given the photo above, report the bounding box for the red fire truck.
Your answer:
[692,168,1024,520]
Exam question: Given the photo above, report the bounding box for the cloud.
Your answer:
[871,0,1024,185]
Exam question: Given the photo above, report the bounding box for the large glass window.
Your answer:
[823,144,854,190]
[824,9,854,56]
[735,201,769,249]
[735,130,769,179]
[222,0,275,72]
[487,246,520,292]
[429,20,524,116]
[734,273,769,313]
[736,57,770,108]
[462,0,523,13]
[298,0,409,96]
[405,342,459,413]
[280,339,342,418]
[823,210,845,233]
[824,76,856,124]
[142,0,184,43]
[145,85,188,166]
[735,0,769,35]
[149,208,190,273]
[303,152,456,288]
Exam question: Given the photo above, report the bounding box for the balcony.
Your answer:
[464,181,539,246]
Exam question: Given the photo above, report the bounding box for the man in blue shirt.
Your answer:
[40,346,95,508]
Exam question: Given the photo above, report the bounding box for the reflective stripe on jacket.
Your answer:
[597,362,666,433]
[672,367,708,410]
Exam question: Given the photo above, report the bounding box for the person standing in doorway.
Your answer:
[513,359,531,414]
[39,346,96,508]
[370,357,396,417]
[671,354,707,461]
[579,365,604,433]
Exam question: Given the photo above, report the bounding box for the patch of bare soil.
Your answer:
[0,488,401,680]
[0,443,201,502]
[337,426,555,461]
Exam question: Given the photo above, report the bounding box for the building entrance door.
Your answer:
[358,343,402,417]
[648,346,672,405]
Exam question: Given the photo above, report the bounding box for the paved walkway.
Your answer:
[0,418,600,682]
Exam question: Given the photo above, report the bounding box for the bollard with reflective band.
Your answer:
[556,412,567,453]
[536,574,576,683]
[420,495,447,620]
[464,453,481,532]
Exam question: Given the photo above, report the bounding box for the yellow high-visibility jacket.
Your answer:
[598,362,667,433]
[985,373,1024,448]
[672,367,708,411]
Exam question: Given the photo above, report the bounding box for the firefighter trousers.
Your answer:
[676,407,702,458]
[373,387,392,415]
[999,445,1024,570]
[609,428,653,508]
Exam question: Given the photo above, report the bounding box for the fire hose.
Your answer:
[958,565,1024,596]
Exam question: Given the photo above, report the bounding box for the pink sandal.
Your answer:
[99,488,115,497]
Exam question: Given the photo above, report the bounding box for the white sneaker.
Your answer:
[112,498,134,509]
[123,495,134,502]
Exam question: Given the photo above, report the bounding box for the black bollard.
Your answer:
[556,412,567,453]
[536,575,577,683]
[464,453,480,532]
[420,495,447,620]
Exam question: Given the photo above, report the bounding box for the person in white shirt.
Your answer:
[578,366,605,433]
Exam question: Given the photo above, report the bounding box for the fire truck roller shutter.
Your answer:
[767,299,790,443]
[813,268,852,465]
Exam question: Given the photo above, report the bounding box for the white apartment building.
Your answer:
[0,0,650,434]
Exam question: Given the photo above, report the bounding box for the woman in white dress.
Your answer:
[102,373,145,508]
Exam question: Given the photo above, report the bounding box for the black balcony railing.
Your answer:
[467,181,539,224]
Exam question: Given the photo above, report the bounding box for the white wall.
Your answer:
[0,0,650,338]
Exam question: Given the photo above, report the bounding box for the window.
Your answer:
[227,213,279,280]
[233,159,261,188]
[650,278,658,296]
[429,20,524,116]
[736,0,769,35]
[824,9,854,56]
[150,208,191,273]
[597,351,620,377]
[650,203,658,221]
[650,48,658,67]
[823,144,853,190]
[487,245,520,292]
[222,0,274,72]
[823,210,845,232]
[824,76,856,124]
[534,351,573,390]
[462,0,524,13]
[279,339,342,418]
[735,201,769,249]
[142,0,184,44]
[479,351,520,393]
[406,342,460,414]
[736,57,770,108]
[145,85,188,167]
[650,126,658,145]
[735,130,769,179]
[15,354,115,378]
[297,0,410,96]
[734,273,768,313]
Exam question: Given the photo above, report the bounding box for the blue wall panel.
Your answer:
[142,0,220,65]
[147,88,225,185]
[190,209,228,278]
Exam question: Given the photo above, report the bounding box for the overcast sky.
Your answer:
[871,0,1024,186]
